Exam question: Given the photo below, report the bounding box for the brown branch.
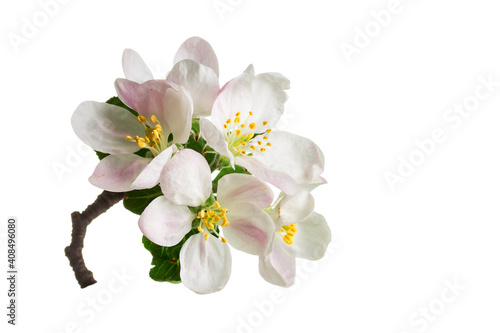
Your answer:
[65,190,124,288]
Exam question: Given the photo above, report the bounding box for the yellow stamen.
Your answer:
[263,121,268,125]
[250,145,256,150]
[215,202,221,208]
[151,115,157,123]
[224,124,228,129]
[260,148,266,152]
[235,129,242,136]
[241,124,246,128]
[234,117,240,124]
[249,111,253,115]
[249,123,256,129]
[221,237,228,243]
[266,143,272,146]
[235,112,241,117]
[204,234,209,241]
[266,129,272,133]
[263,136,268,140]
[138,142,147,148]
[137,115,147,123]
[197,226,204,232]
[258,141,262,145]
[226,119,231,124]
[125,136,133,141]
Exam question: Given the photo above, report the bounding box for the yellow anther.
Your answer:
[221,220,229,227]
[224,124,228,129]
[226,119,231,124]
[263,121,268,125]
[248,133,254,139]
[263,136,268,140]
[138,142,147,148]
[155,124,162,131]
[266,143,272,146]
[258,141,262,145]
[137,137,145,142]
[204,234,209,241]
[250,145,256,150]
[235,129,242,136]
[249,122,256,129]
[237,148,242,154]
[214,215,220,222]
[242,151,247,154]
[260,148,266,152]
[134,136,140,141]
[137,115,147,123]
[234,117,240,124]
[221,237,228,243]
[208,223,215,229]
[199,210,205,218]
[235,112,241,117]
[266,129,272,133]
[144,137,150,143]
[215,202,221,208]
[241,142,246,146]
[241,124,246,128]
[151,115,157,123]
[125,135,133,141]
[197,226,204,233]
[249,111,253,115]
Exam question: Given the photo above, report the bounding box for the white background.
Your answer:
[2,0,500,332]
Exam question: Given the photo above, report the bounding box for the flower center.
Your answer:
[125,115,168,157]
[223,111,272,157]
[278,224,298,245]
[196,201,230,243]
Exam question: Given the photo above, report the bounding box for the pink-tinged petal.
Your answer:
[250,131,325,190]
[199,118,234,166]
[180,233,231,294]
[71,101,144,154]
[139,196,195,247]
[89,154,150,192]
[235,155,298,195]
[167,59,219,118]
[211,67,253,130]
[115,79,193,144]
[293,212,331,260]
[173,37,219,77]
[223,203,275,256]
[277,189,315,226]
[160,149,211,207]
[217,173,274,209]
[115,79,171,120]
[161,85,193,144]
[259,239,296,287]
[122,49,154,83]
[131,145,177,190]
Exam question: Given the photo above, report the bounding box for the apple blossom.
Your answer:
[200,65,325,194]
[138,148,276,293]
[259,189,331,287]
[71,78,193,192]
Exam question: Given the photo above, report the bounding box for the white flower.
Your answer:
[200,65,325,194]
[259,189,331,287]
[71,78,193,192]
[122,36,220,117]
[138,148,276,293]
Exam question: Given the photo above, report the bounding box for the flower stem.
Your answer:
[65,190,124,288]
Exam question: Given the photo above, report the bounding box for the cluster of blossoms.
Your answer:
[71,37,331,294]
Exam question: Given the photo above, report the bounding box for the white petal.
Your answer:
[180,233,231,294]
[162,85,193,144]
[167,59,219,118]
[277,189,315,226]
[250,72,290,128]
[71,101,144,154]
[217,173,274,209]
[235,155,298,194]
[259,239,296,287]
[89,154,150,192]
[173,36,219,77]
[293,212,331,260]
[131,146,177,189]
[249,131,325,192]
[211,68,253,130]
[199,118,234,166]
[122,49,154,83]
[139,196,194,247]
[223,203,275,256]
[160,149,211,206]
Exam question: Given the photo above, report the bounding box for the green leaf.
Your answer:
[123,185,163,215]
[191,118,200,134]
[95,150,109,160]
[212,165,250,193]
[142,229,197,283]
[185,131,207,154]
